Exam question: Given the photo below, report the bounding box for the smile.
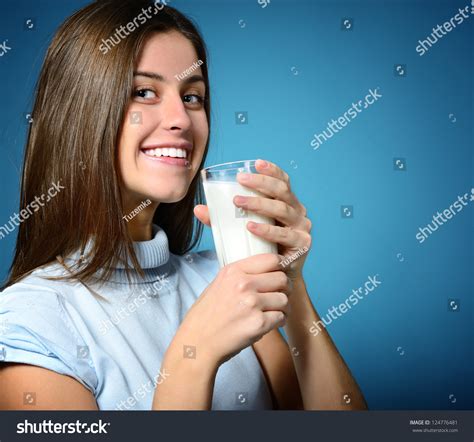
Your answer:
[139,148,191,168]
[141,147,188,159]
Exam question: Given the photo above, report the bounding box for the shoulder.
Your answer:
[0,264,98,394]
[1,262,72,311]
[1,260,80,308]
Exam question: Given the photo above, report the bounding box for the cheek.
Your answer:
[117,112,150,180]
[120,109,150,148]
[192,112,209,145]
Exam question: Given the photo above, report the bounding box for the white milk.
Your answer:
[203,180,278,268]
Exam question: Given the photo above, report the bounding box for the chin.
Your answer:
[146,186,189,204]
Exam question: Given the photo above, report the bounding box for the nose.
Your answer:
[160,93,192,134]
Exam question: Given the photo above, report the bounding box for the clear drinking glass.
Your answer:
[201,159,278,268]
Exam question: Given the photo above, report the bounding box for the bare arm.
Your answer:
[252,329,303,410]
[0,363,98,410]
[284,276,368,410]
[152,337,219,410]
[153,329,303,411]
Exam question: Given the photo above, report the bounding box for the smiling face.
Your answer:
[117,30,208,211]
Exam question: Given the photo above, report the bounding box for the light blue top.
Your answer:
[0,225,273,410]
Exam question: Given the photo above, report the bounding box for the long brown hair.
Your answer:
[2,0,211,289]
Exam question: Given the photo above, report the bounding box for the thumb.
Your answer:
[194,204,211,226]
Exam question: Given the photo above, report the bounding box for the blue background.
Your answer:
[0,0,472,410]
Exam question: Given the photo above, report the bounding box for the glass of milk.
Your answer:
[201,160,278,268]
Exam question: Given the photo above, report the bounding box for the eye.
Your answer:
[133,88,157,99]
[183,94,205,106]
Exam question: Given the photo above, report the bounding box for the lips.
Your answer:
[139,141,193,169]
[140,152,189,167]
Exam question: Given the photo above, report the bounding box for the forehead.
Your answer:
[135,30,200,74]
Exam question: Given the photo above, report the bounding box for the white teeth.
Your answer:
[142,147,188,159]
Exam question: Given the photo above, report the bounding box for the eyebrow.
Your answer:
[134,71,205,85]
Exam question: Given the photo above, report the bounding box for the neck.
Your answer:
[122,195,159,241]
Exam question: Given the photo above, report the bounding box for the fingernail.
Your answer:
[239,173,250,181]
[234,196,247,204]
[257,159,268,168]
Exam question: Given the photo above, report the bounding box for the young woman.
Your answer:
[0,0,367,410]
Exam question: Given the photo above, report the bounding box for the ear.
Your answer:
[193,204,211,226]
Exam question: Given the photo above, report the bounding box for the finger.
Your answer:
[247,222,311,249]
[256,292,290,314]
[236,172,300,209]
[233,253,283,274]
[233,195,304,228]
[254,159,290,185]
[249,271,291,294]
[262,310,287,332]
[239,292,289,313]
[193,204,211,226]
